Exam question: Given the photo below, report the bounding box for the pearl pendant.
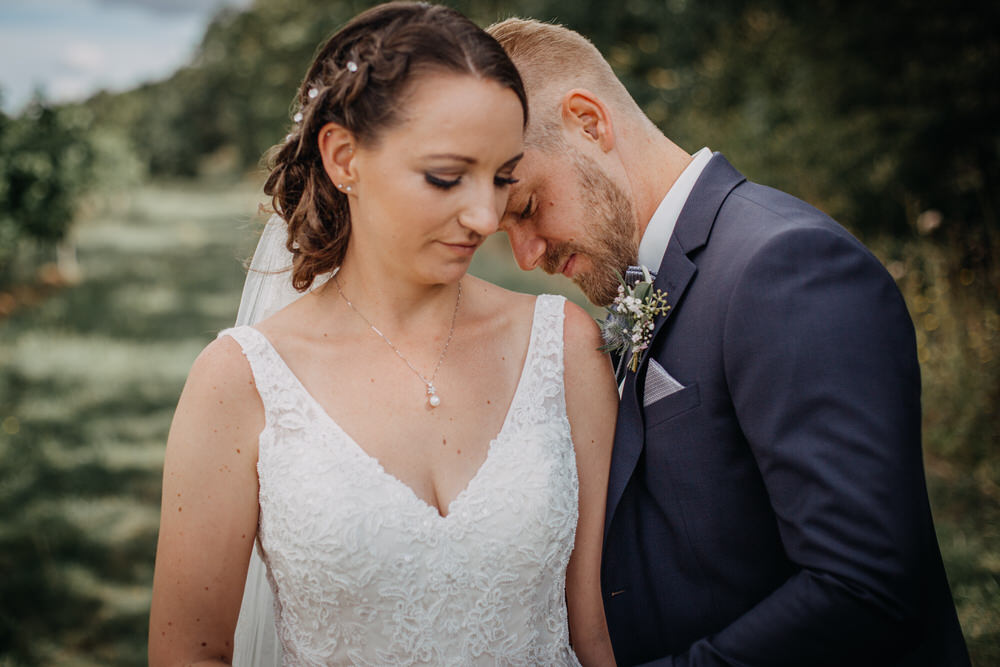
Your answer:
[427,385,441,408]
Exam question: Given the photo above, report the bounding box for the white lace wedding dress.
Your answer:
[219,293,582,666]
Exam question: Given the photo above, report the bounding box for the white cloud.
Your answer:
[63,41,107,74]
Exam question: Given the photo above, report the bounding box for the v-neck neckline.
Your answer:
[248,297,542,519]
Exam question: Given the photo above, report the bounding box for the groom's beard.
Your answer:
[541,152,638,306]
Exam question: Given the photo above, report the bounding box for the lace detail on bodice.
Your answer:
[219,294,580,666]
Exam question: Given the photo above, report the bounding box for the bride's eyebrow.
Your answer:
[502,153,524,169]
[420,153,524,168]
[422,153,476,164]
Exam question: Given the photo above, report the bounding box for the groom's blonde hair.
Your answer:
[487,18,648,151]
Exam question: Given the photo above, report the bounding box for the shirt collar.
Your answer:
[637,147,713,271]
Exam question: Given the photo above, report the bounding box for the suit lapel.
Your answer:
[605,368,642,544]
[604,154,746,542]
[603,242,696,544]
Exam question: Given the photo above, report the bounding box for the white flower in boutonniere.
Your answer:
[598,266,671,373]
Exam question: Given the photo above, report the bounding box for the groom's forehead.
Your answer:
[514,148,561,186]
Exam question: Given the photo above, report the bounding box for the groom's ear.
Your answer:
[318,123,357,188]
[560,89,615,152]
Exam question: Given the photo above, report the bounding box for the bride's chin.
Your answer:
[436,265,472,285]
[419,261,472,287]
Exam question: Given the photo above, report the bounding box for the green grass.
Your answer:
[0,182,996,664]
[0,182,262,665]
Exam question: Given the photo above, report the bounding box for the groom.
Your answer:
[489,19,970,667]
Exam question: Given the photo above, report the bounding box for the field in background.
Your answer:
[0,183,262,665]
[0,182,995,664]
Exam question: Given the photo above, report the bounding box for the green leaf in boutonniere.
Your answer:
[597,266,671,373]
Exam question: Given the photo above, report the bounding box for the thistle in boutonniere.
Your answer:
[598,266,671,373]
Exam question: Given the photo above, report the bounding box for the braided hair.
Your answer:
[263,2,528,291]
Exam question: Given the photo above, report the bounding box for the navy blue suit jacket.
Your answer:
[601,155,969,666]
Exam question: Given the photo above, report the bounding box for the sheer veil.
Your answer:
[231,213,298,666]
[234,214,303,329]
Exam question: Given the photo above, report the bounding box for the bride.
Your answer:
[148,3,618,666]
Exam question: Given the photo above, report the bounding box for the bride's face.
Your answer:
[342,72,525,284]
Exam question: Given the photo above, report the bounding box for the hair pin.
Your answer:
[346,60,359,73]
[293,111,303,123]
[308,87,319,99]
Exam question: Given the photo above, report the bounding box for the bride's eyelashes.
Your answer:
[494,175,519,187]
[424,173,520,190]
[425,173,461,189]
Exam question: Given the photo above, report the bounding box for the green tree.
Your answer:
[0,100,98,284]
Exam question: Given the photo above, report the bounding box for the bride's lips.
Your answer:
[439,240,480,256]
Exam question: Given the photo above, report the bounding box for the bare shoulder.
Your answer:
[562,299,603,352]
[562,299,615,403]
[462,274,534,303]
[187,334,257,399]
[175,334,264,443]
[461,275,538,324]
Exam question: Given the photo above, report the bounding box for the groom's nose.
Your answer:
[504,225,546,271]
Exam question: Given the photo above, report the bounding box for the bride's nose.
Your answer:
[457,188,502,237]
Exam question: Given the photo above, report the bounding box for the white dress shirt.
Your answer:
[637,147,713,271]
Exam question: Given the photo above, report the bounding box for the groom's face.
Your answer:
[500,146,638,306]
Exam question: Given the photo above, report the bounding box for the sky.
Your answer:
[0,0,252,113]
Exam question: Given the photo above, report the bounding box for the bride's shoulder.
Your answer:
[182,333,261,410]
[197,332,253,375]
[463,276,601,346]
[560,299,604,362]
[461,275,536,319]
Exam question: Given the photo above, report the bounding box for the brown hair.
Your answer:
[264,2,528,291]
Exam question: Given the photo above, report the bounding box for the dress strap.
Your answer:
[530,294,567,369]
[217,325,294,414]
[510,294,568,422]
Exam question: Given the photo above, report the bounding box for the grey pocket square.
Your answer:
[644,359,685,406]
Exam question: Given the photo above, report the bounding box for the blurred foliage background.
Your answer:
[1,0,997,664]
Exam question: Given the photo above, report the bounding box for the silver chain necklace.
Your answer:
[334,276,461,408]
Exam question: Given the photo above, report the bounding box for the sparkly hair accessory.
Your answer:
[289,59,357,127]
[292,88,320,125]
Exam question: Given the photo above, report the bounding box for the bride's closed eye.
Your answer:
[425,173,461,190]
[424,173,520,190]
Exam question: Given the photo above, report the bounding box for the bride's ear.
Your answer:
[318,123,357,191]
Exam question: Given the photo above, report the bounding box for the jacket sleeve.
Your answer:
[657,225,931,666]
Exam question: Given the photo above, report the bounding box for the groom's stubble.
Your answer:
[541,149,638,306]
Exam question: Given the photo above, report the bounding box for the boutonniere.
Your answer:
[598,266,671,373]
